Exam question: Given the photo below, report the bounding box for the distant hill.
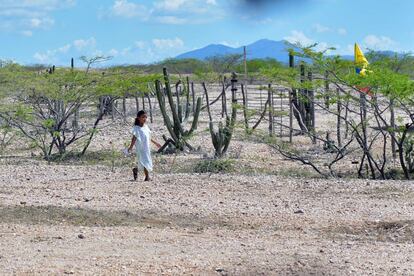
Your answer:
[176,39,403,63]
[176,44,239,60]
[176,39,295,63]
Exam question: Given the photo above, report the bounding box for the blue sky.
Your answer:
[1,0,413,66]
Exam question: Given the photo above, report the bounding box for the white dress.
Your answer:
[131,125,153,172]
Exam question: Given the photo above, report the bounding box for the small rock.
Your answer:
[294,209,304,214]
[140,195,145,199]
[78,234,85,239]
[20,201,27,205]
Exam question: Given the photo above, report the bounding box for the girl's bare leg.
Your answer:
[144,168,150,181]
[133,167,138,181]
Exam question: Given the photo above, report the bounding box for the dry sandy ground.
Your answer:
[1,162,414,275]
[1,85,413,275]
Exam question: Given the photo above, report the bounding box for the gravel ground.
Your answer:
[1,162,414,275]
[1,88,414,275]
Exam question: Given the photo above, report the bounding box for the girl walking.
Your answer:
[128,110,161,181]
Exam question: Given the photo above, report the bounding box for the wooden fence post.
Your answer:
[122,96,127,123]
[111,100,115,120]
[221,81,226,118]
[289,54,297,110]
[279,89,283,138]
[324,71,330,109]
[186,76,191,119]
[299,62,307,126]
[146,94,153,123]
[390,98,397,160]
[308,71,316,144]
[289,88,293,143]
[135,93,140,113]
[268,84,273,137]
[71,58,80,128]
[241,84,249,130]
[336,88,342,147]
[142,95,146,111]
[344,97,350,139]
[191,82,195,114]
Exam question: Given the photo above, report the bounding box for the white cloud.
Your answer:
[108,49,119,57]
[0,0,74,35]
[73,37,96,51]
[313,23,330,33]
[33,45,70,63]
[219,41,240,48]
[312,24,347,37]
[152,38,184,50]
[111,0,148,18]
[363,35,397,51]
[114,37,187,63]
[29,17,55,29]
[284,30,314,46]
[284,30,334,53]
[105,0,222,25]
[33,37,97,64]
[155,0,188,11]
[156,16,187,24]
[121,47,132,56]
[33,52,50,63]
[0,0,75,13]
[32,36,183,65]
[155,0,216,11]
[58,44,71,53]
[337,28,347,35]
[134,41,147,49]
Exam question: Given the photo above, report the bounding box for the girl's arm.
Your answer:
[151,139,162,149]
[128,136,137,152]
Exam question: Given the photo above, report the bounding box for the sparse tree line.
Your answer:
[1,46,414,179]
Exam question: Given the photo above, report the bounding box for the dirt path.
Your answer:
[1,163,414,275]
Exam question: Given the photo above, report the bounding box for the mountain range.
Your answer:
[176,39,401,63]
[176,39,294,63]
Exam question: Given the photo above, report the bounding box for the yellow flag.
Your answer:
[354,43,369,75]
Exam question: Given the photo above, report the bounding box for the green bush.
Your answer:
[193,158,234,173]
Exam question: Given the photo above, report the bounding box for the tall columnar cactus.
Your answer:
[155,68,202,151]
[203,73,237,158]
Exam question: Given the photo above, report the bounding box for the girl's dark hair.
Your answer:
[134,110,147,126]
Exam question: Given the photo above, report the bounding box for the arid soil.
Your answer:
[1,161,414,275]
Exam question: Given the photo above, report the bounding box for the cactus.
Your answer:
[203,73,238,158]
[155,68,202,151]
